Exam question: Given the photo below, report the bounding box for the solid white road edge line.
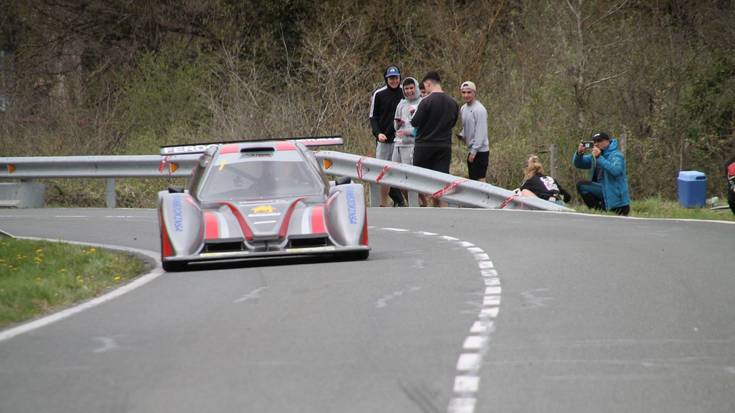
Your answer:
[0,235,163,343]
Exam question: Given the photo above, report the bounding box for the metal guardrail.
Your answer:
[0,155,199,178]
[1,152,571,211]
[316,151,572,211]
[0,155,199,208]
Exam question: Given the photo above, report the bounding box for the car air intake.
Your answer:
[204,239,245,252]
[288,236,329,248]
[241,147,274,153]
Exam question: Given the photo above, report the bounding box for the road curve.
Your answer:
[0,208,733,413]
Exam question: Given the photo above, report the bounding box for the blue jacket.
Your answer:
[572,138,630,209]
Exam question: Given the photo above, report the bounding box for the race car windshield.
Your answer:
[199,157,323,201]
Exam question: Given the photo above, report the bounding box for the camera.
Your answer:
[581,141,594,149]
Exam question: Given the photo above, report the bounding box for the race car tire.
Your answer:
[347,250,369,261]
[162,260,187,272]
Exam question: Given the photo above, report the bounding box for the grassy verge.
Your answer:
[571,196,735,222]
[0,238,147,328]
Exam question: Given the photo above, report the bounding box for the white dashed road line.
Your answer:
[377,226,501,413]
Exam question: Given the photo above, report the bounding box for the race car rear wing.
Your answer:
[160,135,344,155]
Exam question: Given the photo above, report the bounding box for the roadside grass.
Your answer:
[0,238,146,328]
[571,196,735,222]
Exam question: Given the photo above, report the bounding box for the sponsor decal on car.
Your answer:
[345,188,358,224]
[200,251,250,257]
[172,197,184,232]
[251,205,274,214]
[161,144,218,155]
[248,204,282,218]
[286,246,337,253]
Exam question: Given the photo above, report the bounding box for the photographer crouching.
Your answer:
[573,132,631,216]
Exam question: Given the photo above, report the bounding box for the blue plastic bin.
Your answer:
[677,171,707,208]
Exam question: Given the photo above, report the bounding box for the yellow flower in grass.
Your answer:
[113,275,122,282]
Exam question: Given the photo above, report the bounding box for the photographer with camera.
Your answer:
[572,132,630,216]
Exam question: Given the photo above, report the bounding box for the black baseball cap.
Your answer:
[592,132,611,142]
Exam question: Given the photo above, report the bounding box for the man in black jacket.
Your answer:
[369,65,405,206]
[411,71,459,206]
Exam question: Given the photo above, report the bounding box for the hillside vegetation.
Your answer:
[1,1,733,206]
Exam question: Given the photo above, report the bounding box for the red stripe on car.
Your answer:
[159,210,174,257]
[275,141,296,151]
[220,144,240,154]
[204,211,219,240]
[279,197,305,238]
[360,215,369,246]
[219,202,254,240]
[310,205,326,234]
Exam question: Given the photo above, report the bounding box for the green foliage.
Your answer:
[681,58,735,141]
[2,1,734,206]
[570,197,735,222]
[0,238,145,327]
[628,197,733,221]
[115,44,215,154]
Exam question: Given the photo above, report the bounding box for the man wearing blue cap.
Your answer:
[369,65,405,207]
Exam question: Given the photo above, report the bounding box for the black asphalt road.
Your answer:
[0,208,733,413]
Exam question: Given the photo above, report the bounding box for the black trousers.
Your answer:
[388,187,405,206]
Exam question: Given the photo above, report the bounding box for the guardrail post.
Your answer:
[369,183,380,207]
[105,178,116,208]
[549,144,558,179]
[407,190,419,207]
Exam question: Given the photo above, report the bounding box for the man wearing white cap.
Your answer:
[458,81,490,182]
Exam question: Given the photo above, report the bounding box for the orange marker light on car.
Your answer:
[170,162,178,173]
[7,164,15,173]
[322,159,332,169]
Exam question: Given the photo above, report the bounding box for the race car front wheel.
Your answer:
[162,260,188,272]
[346,250,369,261]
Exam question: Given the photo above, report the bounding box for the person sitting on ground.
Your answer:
[516,155,571,204]
[572,131,631,216]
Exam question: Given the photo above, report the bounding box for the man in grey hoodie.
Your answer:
[392,77,422,165]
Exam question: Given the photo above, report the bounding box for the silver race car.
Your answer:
[157,137,369,271]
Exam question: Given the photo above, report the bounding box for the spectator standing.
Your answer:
[411,71,459,206]
[369,65,405,207]
[518,155,571,204]
[572,132,631,216]
[457,81,490,182]
[392,77,422,166]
